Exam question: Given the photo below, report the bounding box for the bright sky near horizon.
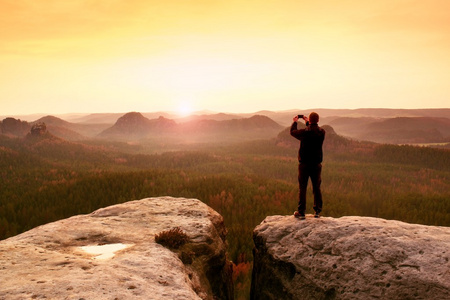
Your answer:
[1,0,449,116]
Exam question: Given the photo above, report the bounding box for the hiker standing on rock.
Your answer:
[290,112,325,219]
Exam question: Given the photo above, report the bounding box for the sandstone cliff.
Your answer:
[251,215,450,300]
[0,197,233,300]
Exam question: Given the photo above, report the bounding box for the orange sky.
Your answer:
[1,0,449,116]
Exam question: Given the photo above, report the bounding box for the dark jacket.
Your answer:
[290,122,325,164]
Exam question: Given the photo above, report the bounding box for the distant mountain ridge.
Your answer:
[98,112,284,141]
[247,108,450,126]
[329,116,450,144]
[2,109,450,146]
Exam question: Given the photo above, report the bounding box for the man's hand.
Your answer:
[293,115,309,123]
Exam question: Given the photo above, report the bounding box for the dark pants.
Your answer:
[298,163,322,214]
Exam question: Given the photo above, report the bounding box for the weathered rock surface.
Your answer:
[0,197,233,300]
[251,215,450,300]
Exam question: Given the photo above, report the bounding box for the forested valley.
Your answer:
[1,129,449,299]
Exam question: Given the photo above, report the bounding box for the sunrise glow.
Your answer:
[1,1,449,116]
[176,99,195,117]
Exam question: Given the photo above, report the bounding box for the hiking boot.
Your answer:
[314,212,320,218]
[294,211,306,219]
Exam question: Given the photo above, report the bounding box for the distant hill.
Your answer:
[1,117,30,137]
[98,112,177,140]
[327,117,381,138]
[176,115,283,143]
[359,117,450,144]
[182,115,282,132]
[329,116,450,144]
[34,115,71,127]
[32,115,116,140]
[31,116,86,141]
[0,126,127,168]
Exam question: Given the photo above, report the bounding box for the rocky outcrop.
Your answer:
[251,215,450,300]
[30,122,47,136]
[0,197,233,300]
[1,117,30,137]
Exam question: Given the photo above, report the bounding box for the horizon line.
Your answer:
[2,107,450,118]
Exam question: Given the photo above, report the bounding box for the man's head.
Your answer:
[309,112,319,124]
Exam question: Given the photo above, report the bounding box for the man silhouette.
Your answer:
[290,112,325,219]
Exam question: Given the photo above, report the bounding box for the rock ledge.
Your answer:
[0,197,233,300]
[251,215,450,300]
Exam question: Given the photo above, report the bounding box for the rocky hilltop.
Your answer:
[251,215,450,300]
[0,197,233,300]
[0,117,30,137]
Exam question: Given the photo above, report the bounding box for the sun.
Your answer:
[176,101,194,117]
